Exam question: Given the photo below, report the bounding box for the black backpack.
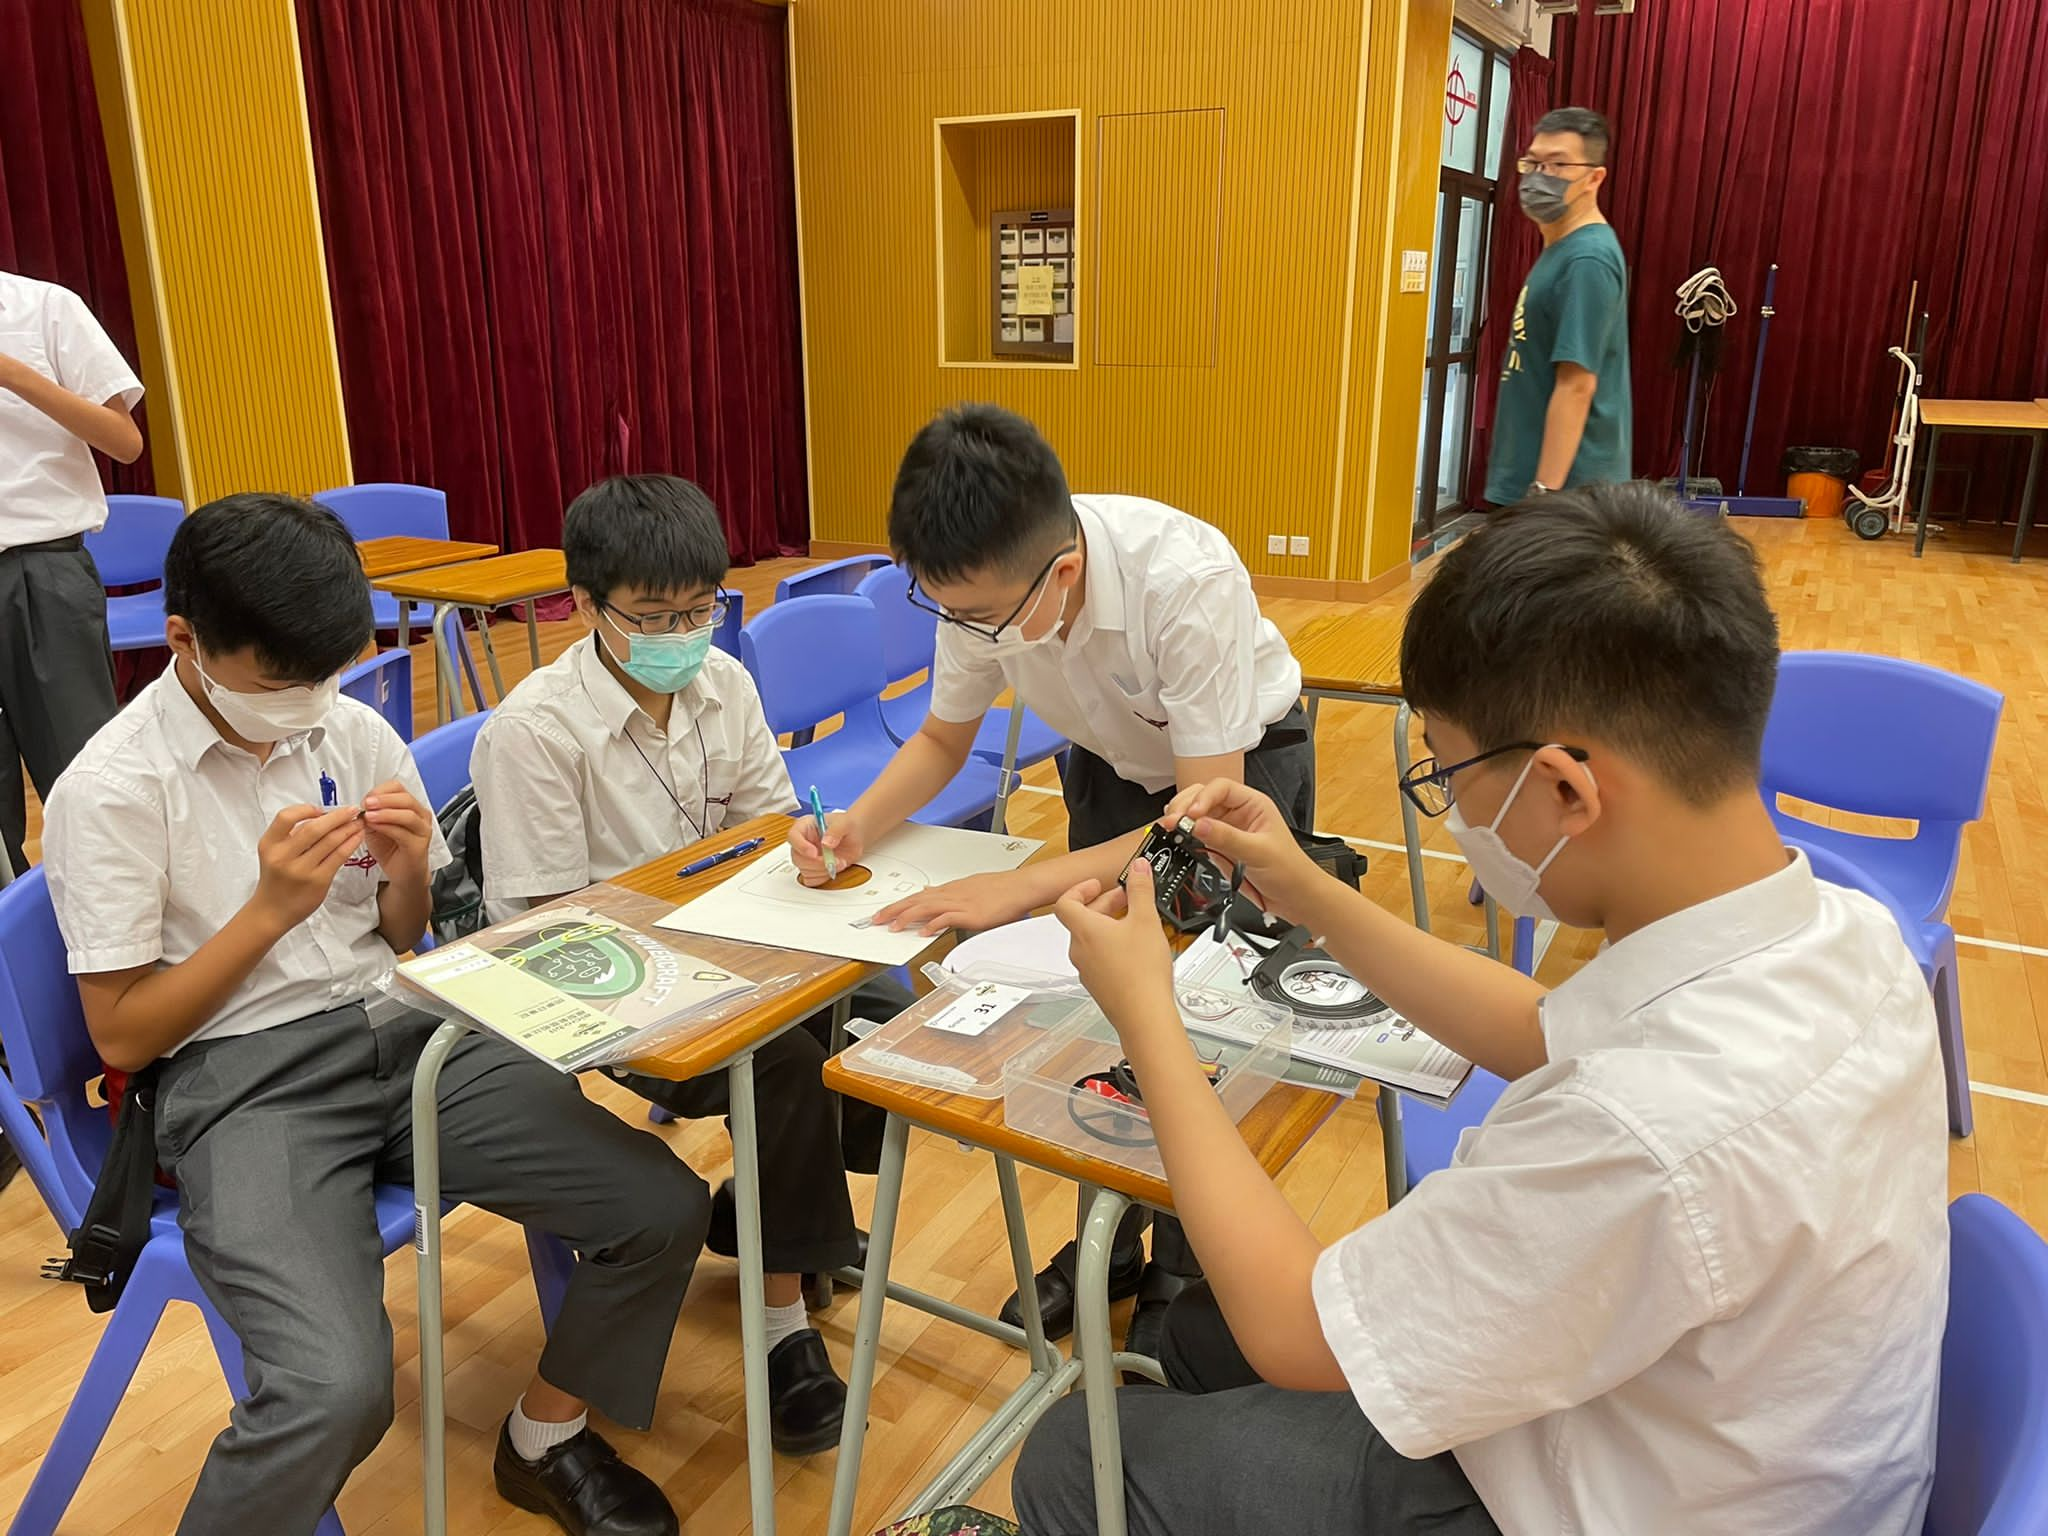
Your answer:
[429,787,488,944]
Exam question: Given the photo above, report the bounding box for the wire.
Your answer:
[1675,267,1738,333]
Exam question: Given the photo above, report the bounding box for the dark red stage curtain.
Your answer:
[296,0,809,561]
[1542,0,2048,506]
[0,0,152,497]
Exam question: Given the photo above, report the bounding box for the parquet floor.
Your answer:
[3,514,2044,1533]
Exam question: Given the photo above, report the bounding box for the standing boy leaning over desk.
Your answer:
[1015,482,1950,1536]
[787,402,1313,1361]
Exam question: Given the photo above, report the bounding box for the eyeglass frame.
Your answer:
[597,591,732,636]
[1397,740,1592,818]
[1516,157,1602,177]
[903,529,1080,643]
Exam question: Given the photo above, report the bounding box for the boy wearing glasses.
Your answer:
[1485,106,1631,505]
[786,402,1311,1357]
[1017,482,1947,1536]
[472,474,891,1457]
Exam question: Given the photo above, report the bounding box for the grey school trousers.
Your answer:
[154,1004,710,1536]
[1013,1281,1499,1535]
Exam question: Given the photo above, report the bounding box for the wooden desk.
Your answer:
[373,549,569,718]
[1913,399,2048,562]
[354,535,498,580]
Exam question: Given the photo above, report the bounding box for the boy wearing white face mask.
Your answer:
[786,402,1312,1355]
[43,494,705,1536]
[473,474,902,1458]
[1015,481,1949,1536]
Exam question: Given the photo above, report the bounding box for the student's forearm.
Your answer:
[1120,1026,1345,1390]
[85,906,290,1070]
[0,365,142,463]
[1535,372,1597,489]
[848,729,973,841]
[1006,828,1151,909]
[1294,877,1549,1080]
[376,877,432,953]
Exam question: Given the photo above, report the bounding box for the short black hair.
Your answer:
[1400,482,1779,803]
[164,493,372,682]
[888,404,1074,585]
[1534,106,1611,167]
[563,474,729,602]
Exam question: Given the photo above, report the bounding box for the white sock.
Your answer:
[763,1298,810,1352]
[509,1397,587,1462]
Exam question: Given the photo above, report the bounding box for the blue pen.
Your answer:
[319,771,338,808]
[679,837,765,878]
[807,785,840,881]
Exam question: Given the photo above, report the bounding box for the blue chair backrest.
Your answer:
[741,595,888,738]
[339,649,414,743]
[84,495,184,589]
[1927,1194,2048,1535]
[412,709,490,815]
[713,589,746,658]
[315,482,450,543]
[775,553,893,606]
[0,867,107,1230]
[856,561,936,686]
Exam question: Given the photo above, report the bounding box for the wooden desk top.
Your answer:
[356,536,499,579]
[372,548,568,605]
[1918,399,2048,432]
[1287,607,1406,698]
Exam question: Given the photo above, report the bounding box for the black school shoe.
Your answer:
[769,1328,849,1456]
[997,1240,1148,1343]
[493,1419,679,1536]
[705,1178,869,1307]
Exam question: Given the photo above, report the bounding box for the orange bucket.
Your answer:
[1788,471,1847,520]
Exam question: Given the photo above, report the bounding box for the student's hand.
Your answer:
[1163,780,1326,924]
[790,811,864,887]
[250,805,368,932]
[0,352,31,394]
[362,781,433,883]
[1054,860,1177,1043]
[875,872,1032,937]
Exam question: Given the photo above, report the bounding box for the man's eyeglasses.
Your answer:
[600,592,731,636]
[1517,158,1600,177]
[1398,741,1591,818]
[904,537,1078,643]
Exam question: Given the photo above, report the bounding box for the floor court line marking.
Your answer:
[1970,1080,2048,1109]
[1954,933,2048,960]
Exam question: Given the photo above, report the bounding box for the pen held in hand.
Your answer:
[807,785,840,882]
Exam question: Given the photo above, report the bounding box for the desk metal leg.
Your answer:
[997,1154,1056,1375]
[1482,892,1503,963]
[728,1052,777,1536]
[1914,427,1942,556]
[992,702,1025,835]
[1380,1088,1409,1206]
[1391,702,1432,933]
[431,603,463,721]
[526,602,543,670]
[2012,434,2044,563]
[828,1114,910,1536]
[1076,1186,1132,1536]
[473,606,508,702]
[411,1020,468,1536]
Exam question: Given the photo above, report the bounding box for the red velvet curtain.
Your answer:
[0,0,152,496]
[295,0,808,560]
[1466,45,1553,505]
[1542,0,2048,506]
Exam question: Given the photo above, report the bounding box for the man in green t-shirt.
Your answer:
[1484,107,1632,506]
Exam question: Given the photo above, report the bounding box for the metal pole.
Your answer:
[727,1053,776,1536]
[1736,263,1778,497]
[827,1114,911,1536]
[990,704,1027,835]
[411,1020,468,1536]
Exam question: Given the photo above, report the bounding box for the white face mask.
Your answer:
[989,565,1066,651]
[1443,749,1590,925]
[191,652,338,743]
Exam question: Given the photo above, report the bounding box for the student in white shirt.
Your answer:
[45,496,700,1536]
[472,474,897,1456]
[0,269,144,872]
[786,404,1314,1355]
[1017,482,1949,1536]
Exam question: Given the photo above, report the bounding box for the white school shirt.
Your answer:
[1311,852,1949,1536]
[471,635,798,923]
[927,495,1303,793]
[0,271,144,551]
[43,671,452,1054]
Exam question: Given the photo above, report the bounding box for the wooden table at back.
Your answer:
[1912,398,2048,562]
[354,535,499,580]
[372,548,569,720]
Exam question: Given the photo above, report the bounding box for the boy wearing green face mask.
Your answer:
[473,473,901,1460]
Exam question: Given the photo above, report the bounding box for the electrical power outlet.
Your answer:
[1266,534,1287,556]
[1289,535,1311,557]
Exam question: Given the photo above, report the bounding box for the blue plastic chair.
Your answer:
[412,709,491,819]
[315,483,454,647]
[740,596,1000,828]
[0,865,570,1536]
[84,495,183,653]
[853,562,1070,773]
[774,552,893,605]
[1761,651,2002,1138]
[338,649,413,743]
[713,590,745,658]
[1928,1194,2048,1535]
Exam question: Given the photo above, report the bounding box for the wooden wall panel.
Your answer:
[1094,109,1224,369]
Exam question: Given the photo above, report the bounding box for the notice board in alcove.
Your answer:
[1094,108,1225,369]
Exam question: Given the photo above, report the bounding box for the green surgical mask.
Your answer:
[603,613,715,694]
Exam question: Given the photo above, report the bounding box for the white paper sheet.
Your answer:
[653,823,1042,965]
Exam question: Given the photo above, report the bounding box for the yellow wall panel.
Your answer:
[1095,110,1224,369]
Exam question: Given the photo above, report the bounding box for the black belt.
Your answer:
[1,534,86,557]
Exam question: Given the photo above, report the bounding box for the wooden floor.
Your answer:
[4,514,2046,1533]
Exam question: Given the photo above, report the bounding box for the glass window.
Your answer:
[1440,31,1484,173]
[1487,54,1512,179]
[1438,362,1472,506]
[1450,196,1485,352]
